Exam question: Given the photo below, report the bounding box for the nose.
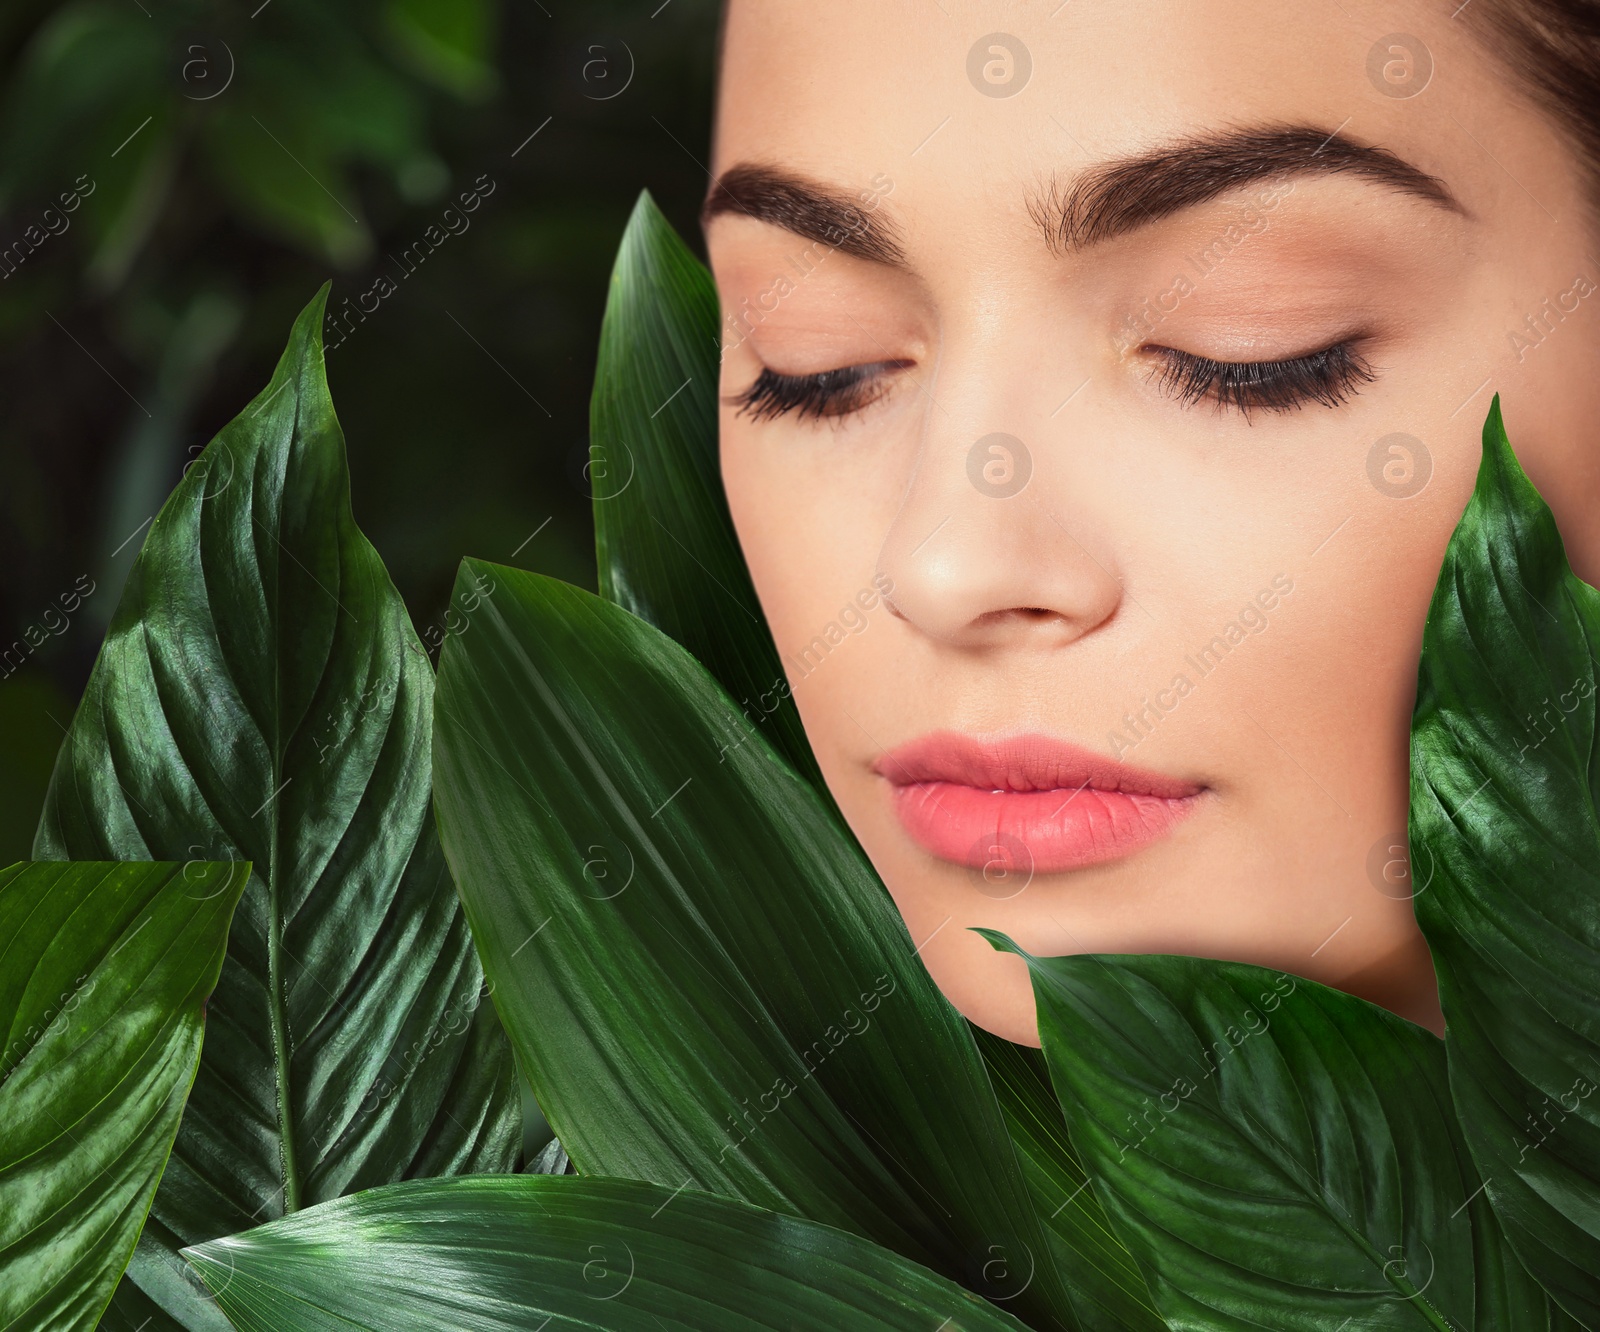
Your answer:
[876,422,1123,650]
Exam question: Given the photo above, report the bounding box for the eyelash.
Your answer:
[727,341,1374,424]
[1146,341,1375,415]
[727,361,909,423]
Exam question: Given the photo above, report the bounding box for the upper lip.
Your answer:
[871,730,1203,799]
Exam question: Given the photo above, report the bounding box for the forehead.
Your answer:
[712,0,1485,201]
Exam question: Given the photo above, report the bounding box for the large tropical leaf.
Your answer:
[0,860,246,1332]
[584,189,1159,1330]
[34,287,520,1329]
[432,559,1081,1329]
[972,1027,1167,1332]
[182,1174,1030,1331]
[589,190,834,811]
[1412,396,1600,1323]
[992,935,1576,1330]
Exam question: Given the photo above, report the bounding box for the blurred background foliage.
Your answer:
[0,0,721,863]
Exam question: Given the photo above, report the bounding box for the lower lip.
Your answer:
[876,739,1203,870]
[885,776,1200,875]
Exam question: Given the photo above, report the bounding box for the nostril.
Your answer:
[975,606,1060,629]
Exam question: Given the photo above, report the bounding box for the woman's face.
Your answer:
[704,0,1600,1046]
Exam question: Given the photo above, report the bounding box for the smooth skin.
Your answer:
[705,0,1600,1046]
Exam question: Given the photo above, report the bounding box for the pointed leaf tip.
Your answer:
[971,926,1024,957]
[1475,392,1539,512]
[297,280,334,352]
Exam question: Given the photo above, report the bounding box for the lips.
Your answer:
[872,731,1202,875]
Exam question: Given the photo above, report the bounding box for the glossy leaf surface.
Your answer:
[590,191,833,808]
[35,287,519,1329]
[0,860,246,1332]
[584,190,1157,1331]
[997,936,1576,1331]
[184,1174,1029,1331]
[1412,396,1600,1323]
[972,1027,1168,1332]
[432,559,1077,1328]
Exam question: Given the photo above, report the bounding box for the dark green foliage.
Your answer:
[1412,398,1600,1325]
[994,938,1574,1330]
[185,1175,1031,1332]
[0,861,246,1331]
[432,559,1079,1330]
[36,288,519,1329]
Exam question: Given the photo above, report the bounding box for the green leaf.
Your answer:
[590,192,837,813]
[182,1174,1031,1332]
[0,860,247,1332]
[992,934,1578,1330]
[583,192,1158,1328]
[433,559,1079,1329]
[972,1026,1169,1332]
[1412,395,1600,1323]
[35,286,520,1329]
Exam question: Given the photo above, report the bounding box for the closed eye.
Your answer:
[725,359,913,423]
[1146,340,1375,417]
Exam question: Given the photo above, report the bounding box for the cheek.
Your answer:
[719,406,906,754]
[722,414,854,632]
[1203,346,1487,838]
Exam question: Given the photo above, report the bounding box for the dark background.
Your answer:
[0,0,721,863]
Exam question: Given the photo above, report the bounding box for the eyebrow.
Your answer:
[703,125,1462,266]
[1033,124,1463,252]
[701,162,908,265]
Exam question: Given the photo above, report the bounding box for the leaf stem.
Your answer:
[266,852,301,1212]
[265,720,302,1210]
